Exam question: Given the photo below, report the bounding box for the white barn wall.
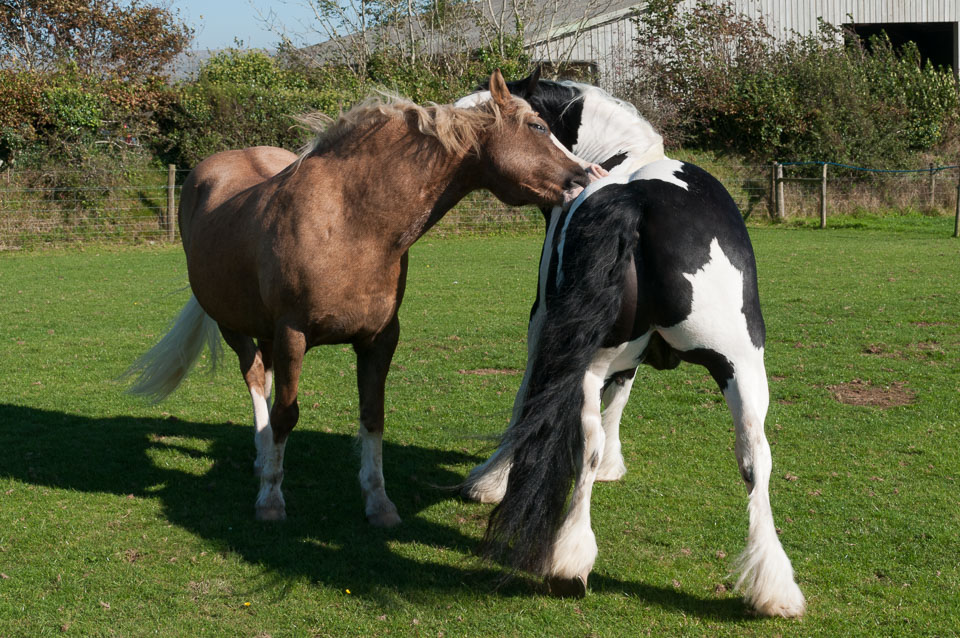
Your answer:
[530,0,960,89]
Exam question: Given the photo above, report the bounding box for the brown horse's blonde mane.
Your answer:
[297,93,534,159]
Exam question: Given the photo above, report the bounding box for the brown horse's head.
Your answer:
[472,71,591,208]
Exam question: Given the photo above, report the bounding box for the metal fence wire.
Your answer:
[771,162,960,225]
[1,162,958,248]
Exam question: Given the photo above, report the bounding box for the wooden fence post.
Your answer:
[776,163,785,221]
[954,171,959,238]
[929,163,937,210]
[166,164,176,242]
[820,162,828,229]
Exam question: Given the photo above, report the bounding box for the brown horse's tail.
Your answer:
[122,295,222,403]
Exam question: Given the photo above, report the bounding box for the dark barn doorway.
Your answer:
[845,22,958,77]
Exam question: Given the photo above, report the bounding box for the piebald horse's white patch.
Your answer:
[659,237,759,356]
[453,91,490,108]
[633,159,689,191]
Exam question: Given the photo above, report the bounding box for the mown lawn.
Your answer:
[0,219,958,636]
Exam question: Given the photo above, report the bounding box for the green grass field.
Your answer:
[1,219,958,636]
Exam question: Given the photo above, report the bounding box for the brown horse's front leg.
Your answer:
[255,323,306,521]
[354,314,402,527]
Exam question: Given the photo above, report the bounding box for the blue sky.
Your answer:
[169,0,321,51]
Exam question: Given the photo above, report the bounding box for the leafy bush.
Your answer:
[199,49,309,91]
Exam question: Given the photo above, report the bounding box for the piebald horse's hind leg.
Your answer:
[461,439,513,504]
[354,315,402,527]
[544,350,619,596]
[462,368,635,502]
[722,351,806,617]
[464,363,635,505]
[253,324,307,521]
[596,369,636,482]
[219,329,273,476]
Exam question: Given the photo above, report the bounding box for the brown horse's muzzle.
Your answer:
[562,164,608,209]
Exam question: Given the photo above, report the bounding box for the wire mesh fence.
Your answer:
[0,167,178,249]
[772,162,960,224]
[1,161,958,249]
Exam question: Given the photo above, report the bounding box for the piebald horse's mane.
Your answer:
[540,80,642,117]
[298,94,534,159]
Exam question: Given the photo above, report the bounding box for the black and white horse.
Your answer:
[455,73,805,618]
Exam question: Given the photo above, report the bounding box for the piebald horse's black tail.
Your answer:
[481,192,641,574]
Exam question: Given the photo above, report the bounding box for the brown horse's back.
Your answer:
[179,146,297,251]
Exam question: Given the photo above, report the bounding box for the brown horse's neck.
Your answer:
[302,120,484,253]
[394,158,478,251]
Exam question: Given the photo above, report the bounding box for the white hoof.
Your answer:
[461,462,509,504]
[595,456,627,482]
[735,544,806,618]
[744,578,806,618]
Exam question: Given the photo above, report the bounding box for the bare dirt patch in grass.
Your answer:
[829,379,915,408]
[862,341,945,360]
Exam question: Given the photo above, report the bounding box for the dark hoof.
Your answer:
[365,500,402,527]
[255,506,286,521]
[546,574,588,598]
[367,509,402,527]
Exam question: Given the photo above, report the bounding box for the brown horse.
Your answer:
[125,71,592,526]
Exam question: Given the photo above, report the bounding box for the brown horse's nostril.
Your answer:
[567,169,590,190]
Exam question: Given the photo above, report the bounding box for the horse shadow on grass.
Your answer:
[0,403,749,618]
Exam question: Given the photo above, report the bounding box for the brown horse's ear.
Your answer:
[523,67,541,94]
[489,69,514,112]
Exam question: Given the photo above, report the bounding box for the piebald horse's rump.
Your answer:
[456,72,805,618]
[125,71,592,526]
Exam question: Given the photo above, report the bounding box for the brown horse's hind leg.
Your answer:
[220,328,274,476]
[256,338,274,473]
[354,315,402,527]
[255,324,306,521]
[260,338,274,405]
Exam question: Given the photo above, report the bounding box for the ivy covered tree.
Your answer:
[0,0,193,80]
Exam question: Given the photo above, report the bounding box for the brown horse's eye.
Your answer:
[528,121,548,134]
